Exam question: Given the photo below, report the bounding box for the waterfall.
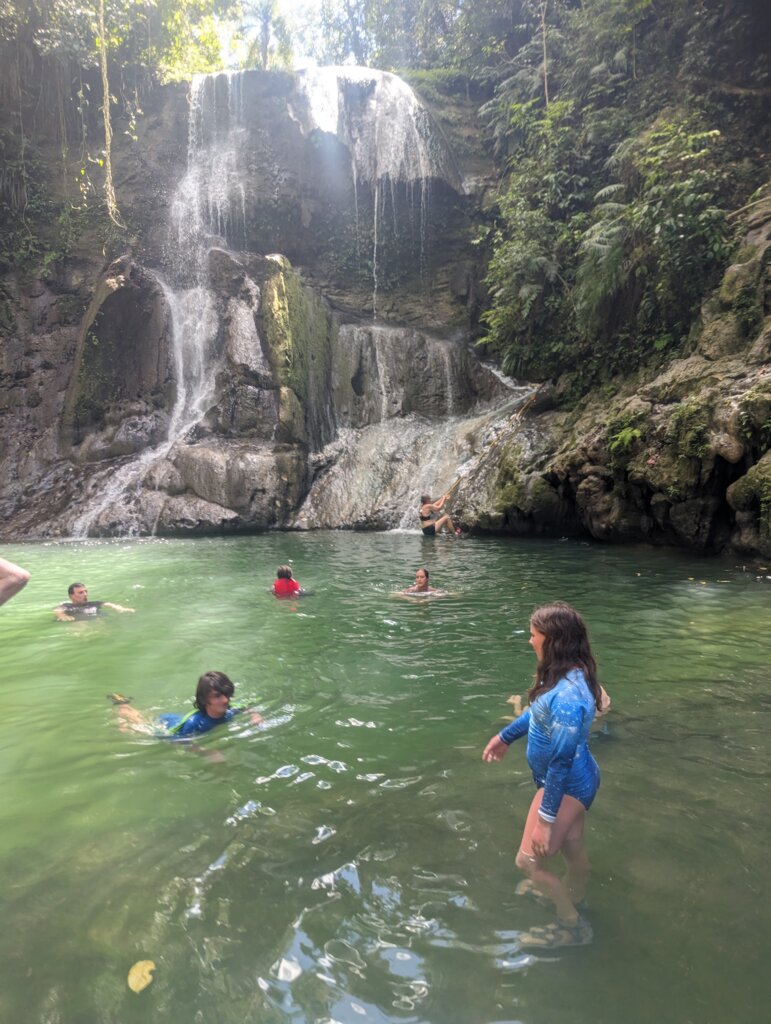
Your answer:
[291,67,455,319]
[293,323,532,531]
[72,73,248,537]
[61,67,509,540]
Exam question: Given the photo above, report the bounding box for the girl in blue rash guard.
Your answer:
[483,602,607,949]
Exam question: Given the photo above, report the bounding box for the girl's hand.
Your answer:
[482,735,508,762]
[531,819,552,858]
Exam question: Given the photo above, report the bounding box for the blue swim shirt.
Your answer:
[158,707,242,739]
[498,668,599,822]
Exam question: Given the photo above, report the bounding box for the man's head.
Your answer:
[67,582,88,604]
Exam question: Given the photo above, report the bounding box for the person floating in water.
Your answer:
[0,556,30,607]
[395,567,447,598]
[115,670,263,738]
[482,601,607,950]
[54,582,134,621]
[271,564,307,598]
[419,493,460,537]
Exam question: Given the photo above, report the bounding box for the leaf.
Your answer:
[127,960,155,993]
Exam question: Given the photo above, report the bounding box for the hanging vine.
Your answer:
[96,0,123,227]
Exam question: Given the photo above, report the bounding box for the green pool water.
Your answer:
[0,532,768,1023]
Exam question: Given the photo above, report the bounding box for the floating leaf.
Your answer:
[127,960,155,993]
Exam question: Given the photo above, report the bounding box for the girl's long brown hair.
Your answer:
[527,602,603,710]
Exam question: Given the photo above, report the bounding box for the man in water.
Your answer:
[54,582,135,621]
[0,557,30,607]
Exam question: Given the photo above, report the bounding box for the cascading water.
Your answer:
[291,68,455,319]
[64,66,521,540]
[72,73,248,537]
[292,322,532,530]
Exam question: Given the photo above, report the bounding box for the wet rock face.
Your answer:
[0,66,500,539]
[122,70,482,330]
[61,257,173,456]
[332,325,509,428]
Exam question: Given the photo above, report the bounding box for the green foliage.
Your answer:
[665,399,712,460]
[576,116,731,347]
[475,0,765,391]
[608,424,642,454]
[606,410,645,470]
[240,1,293,71]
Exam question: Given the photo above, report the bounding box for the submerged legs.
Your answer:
[515,789,589,925]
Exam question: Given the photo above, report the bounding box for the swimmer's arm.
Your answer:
[232,705,264,725]
[53,605,75,621]
[103,602,135,613]
[483,708,531,761]
[0,558,30,606]
[597,686,611,715]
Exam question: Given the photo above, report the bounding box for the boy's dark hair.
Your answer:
[68,582,85,596]
[195,671,235,713]
[276,565,293,579]
[420,494,432,505]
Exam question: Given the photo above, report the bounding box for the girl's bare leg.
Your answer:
[515,789,587,925]
[558,810,590,904]
[435,513,455,534]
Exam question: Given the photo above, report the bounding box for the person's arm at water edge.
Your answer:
[0,557,30,607]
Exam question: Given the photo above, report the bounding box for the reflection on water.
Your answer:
[0,534,768,1022]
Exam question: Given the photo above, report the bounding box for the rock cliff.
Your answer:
[455,192,771,558]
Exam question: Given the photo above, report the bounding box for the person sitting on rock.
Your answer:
[54,582,134,621]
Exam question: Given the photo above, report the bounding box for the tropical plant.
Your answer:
[240,0,292,70]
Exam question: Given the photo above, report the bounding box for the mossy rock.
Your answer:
[276,386,306,445]
[718,259,762,309]
[665,398,714,460]
[726,451,771,539]
[494,443,527,511]
[737,385,771,450]
[259,256,336,449]
[641,447,701,503]
[698,314,745,359]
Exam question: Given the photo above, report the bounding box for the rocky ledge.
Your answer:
[456,191,771,558]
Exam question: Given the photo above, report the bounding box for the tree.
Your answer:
[241,0,292,71]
